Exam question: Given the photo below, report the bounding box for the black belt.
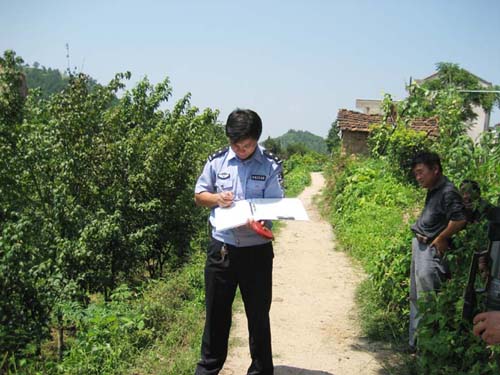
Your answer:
[415,233,432,244]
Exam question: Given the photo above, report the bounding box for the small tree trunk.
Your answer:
[57,312,64,361]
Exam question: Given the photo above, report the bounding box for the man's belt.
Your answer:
[415,233,432,244]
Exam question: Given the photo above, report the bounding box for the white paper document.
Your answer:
[213,198,309,231]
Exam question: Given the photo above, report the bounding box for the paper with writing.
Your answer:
[213,198,309,231]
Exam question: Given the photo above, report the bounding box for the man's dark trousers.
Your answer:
[195,238,274,375]
[409,237,450,347]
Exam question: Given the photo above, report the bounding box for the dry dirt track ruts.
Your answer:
[219,172,392,375]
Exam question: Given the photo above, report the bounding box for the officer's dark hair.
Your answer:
[460,179,481,195]
[225,108,262,143]
[410,151,442,173]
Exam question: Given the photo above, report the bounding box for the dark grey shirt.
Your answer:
[411,175,466,240]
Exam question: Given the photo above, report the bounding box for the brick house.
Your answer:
[337,109,439,155]
[352,69,493,143]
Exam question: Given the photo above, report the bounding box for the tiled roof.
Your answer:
[337,109,382,133]
[409,117,439,137]
[337,109,439,137]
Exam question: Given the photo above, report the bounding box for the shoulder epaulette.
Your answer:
[208,146,229,161]
[263,149,283,165]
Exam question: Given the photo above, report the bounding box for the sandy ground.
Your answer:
[219,172,392,375]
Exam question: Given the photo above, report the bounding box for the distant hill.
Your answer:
[275,129,327,154]
[22,63,70,98]
[23,62,97,98]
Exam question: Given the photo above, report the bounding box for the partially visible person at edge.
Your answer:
[473,311,500,345]
[460,180,492,224]
[408,152,466,351]
[193,108,284,375]
[459,180,494,276]
[463,181,500,345]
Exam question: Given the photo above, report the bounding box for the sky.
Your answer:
[1,0,499,139]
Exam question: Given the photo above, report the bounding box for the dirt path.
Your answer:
[220,172,391,375]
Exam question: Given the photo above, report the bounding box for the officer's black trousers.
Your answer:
[195,238,274,375]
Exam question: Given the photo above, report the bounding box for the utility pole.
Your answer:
[65,43,71,75]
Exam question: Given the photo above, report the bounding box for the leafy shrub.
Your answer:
[126,251,206,375]
[369,123,432,181]
[1,50,225,364]
[415,279,498,375]
[58,286,151,375]
[283,152,327,197]
[325,156,420,339]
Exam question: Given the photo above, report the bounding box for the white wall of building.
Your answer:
[355,99,382,115]
[467,105,490,142]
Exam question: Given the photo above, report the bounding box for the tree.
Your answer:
[1,50,51,356]
[326,120,341,153]
[1,49,226,361]
[418,62,500,122]
[22,62,99,99]
[284,142,308,158]
[261,136,282,157]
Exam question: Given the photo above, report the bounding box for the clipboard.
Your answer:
[213,198,309,231]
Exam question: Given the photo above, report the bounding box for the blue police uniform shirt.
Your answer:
[195,145,284,247]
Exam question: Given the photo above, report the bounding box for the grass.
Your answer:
[127,252,206,375]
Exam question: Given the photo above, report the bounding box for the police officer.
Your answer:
[194,109,284,375]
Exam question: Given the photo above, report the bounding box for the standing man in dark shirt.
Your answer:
[408,152,466,350]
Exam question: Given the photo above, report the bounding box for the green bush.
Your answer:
[128,251,206,375]
[369,123,432,181]
[49,251,205,375]
[325,156,420,340]
[1,50,225,366]
[58,286,151,375]
[284,152,327,197]
[415,279,498,375]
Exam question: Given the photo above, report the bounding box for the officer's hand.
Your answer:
[431,237,449,257]
[473,311,500,345]
[217,191,234,208]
